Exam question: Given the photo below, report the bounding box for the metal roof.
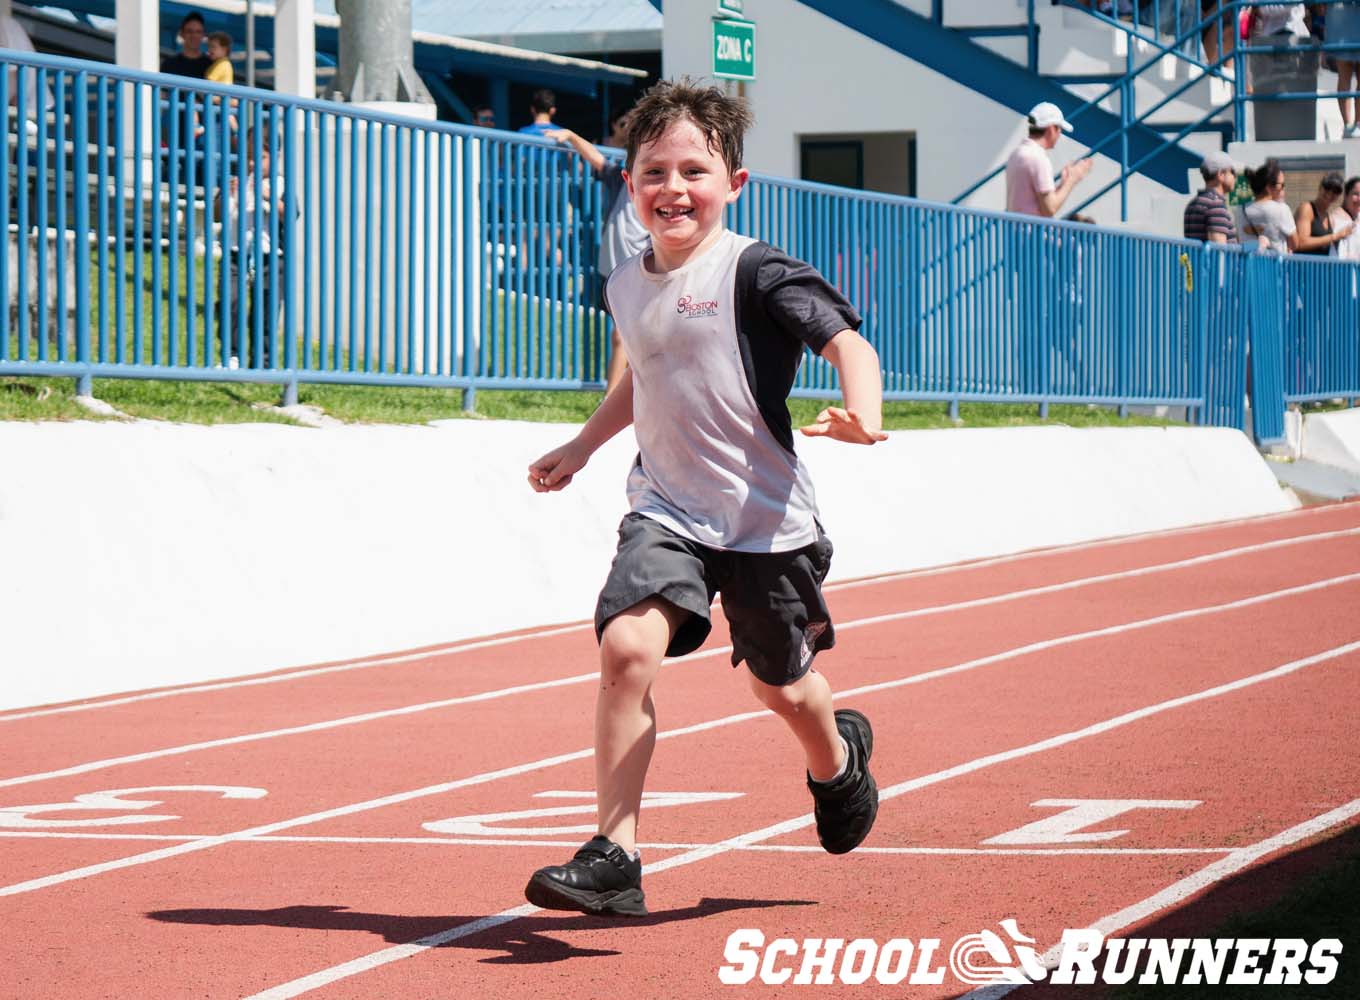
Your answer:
[315,0,663,56]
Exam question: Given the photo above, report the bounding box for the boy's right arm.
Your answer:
[528,368,634,492]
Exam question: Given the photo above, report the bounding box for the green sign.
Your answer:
[713,17,755,81]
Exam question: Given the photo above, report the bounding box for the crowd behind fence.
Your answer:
[0,49,1356,441]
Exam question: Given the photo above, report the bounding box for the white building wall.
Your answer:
[661,0,1196,229]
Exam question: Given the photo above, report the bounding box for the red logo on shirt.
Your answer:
[676,295,719,319]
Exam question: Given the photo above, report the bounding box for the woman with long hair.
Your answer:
[1294,173,1355,256]
[1238,159,1298,252]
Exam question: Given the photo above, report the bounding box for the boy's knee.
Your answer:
[600,618,663,688]
[749,671,805,713]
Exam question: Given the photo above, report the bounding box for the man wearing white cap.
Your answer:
[1005,102,1092,218]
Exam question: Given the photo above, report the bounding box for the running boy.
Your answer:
[524,80,887,917]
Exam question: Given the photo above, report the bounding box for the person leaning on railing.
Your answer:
[1184,150,1241,244]
[1238,159,1298,252]
[545,109,651,396]
[1295,172,1356,255]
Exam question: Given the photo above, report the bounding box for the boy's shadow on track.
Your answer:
[149,896,814,965]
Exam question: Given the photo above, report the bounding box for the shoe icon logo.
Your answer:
[948,919,1047,985]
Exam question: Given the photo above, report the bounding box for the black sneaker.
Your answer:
[524,835,647,916]
[808,709,879,855]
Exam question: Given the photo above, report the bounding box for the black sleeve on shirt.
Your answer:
[750,244,862,355]
[733,242,862,455]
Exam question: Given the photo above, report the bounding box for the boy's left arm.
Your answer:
[799,329,888,445]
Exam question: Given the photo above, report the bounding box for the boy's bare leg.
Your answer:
[595,596,687,853]
[747,668,845,781]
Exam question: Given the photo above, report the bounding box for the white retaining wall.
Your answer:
[0,419,1293,711]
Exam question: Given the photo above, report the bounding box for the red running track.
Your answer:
[2,502,1359,998]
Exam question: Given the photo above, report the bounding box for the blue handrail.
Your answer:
[0,48,1355,436]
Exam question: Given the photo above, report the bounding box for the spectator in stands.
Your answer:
[1005,102,1093,218]
[518,89,558,137]
[1238,159,1297,252]
[218,135,290,369]
[1199,0,1238,69]
[546,108,651,394]
[1183,150,1239,244]
[1327,2,1360,136]
[161,12,211,79]
[1334,176,1360,258]
[1,10,45,125]
[1294,172,1355,255]
[473,105,496,128]
[205,31,234,85]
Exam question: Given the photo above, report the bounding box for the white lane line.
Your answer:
[2,572,1355,900]
[7,540,1359,791]
[5,507,1353,723]
[238,640,1360,1000]
[962,796,1360,999]
[0,623,593,723]
[823,503,1360,592]
[0,831,1234,855]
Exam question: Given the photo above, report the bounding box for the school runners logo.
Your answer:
[676,295,719,319]
[948,919,1047,985]
[717,923,1343,986]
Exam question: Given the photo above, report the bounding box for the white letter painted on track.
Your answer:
[0,786,267,828]
[839,939,877,985]
[909,939,946,985]
[760,938,798,985]
[1183,939,1233,984]
[1102,938,1146,985]
[1139,938,1190,984]
[718,928,763,985]
[423,790,742,836]
[874,939,913,985]
[1050,929,1104,984]
[1226,939,1269,984]
[983,799,1202,845]
[1306,940,1342,985]
[1263,939,1308,985]
[793,938,845,985]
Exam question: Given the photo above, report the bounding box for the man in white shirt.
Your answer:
[1005,102,1093,218]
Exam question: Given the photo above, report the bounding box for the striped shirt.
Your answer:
[1183,189,1235,243]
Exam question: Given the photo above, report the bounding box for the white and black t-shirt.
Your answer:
[605,229,861,553]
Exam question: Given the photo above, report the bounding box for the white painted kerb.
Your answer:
[0,421,1291,711]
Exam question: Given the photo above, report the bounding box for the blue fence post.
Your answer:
[462,130,478,412]
[1246,253,1286,443]
[282,106,299,407]
[74,72,93,396]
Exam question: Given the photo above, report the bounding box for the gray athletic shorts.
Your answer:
[594,512,836,686]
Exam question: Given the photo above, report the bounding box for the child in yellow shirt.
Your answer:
[205,31,234,85]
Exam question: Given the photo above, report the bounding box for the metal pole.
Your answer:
[247,0,256,88]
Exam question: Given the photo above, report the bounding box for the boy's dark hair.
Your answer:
[1248,158,1282,197]
[208,31,232,51]
[625,78,753,175]
[529,88,556,115]
[179,11,205,31]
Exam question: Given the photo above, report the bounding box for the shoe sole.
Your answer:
[524,873,648,917]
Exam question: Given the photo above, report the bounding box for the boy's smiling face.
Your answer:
[624,117,748,271]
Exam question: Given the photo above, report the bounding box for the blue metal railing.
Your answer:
[955,2,1360,220]
[1,49,1356,436]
